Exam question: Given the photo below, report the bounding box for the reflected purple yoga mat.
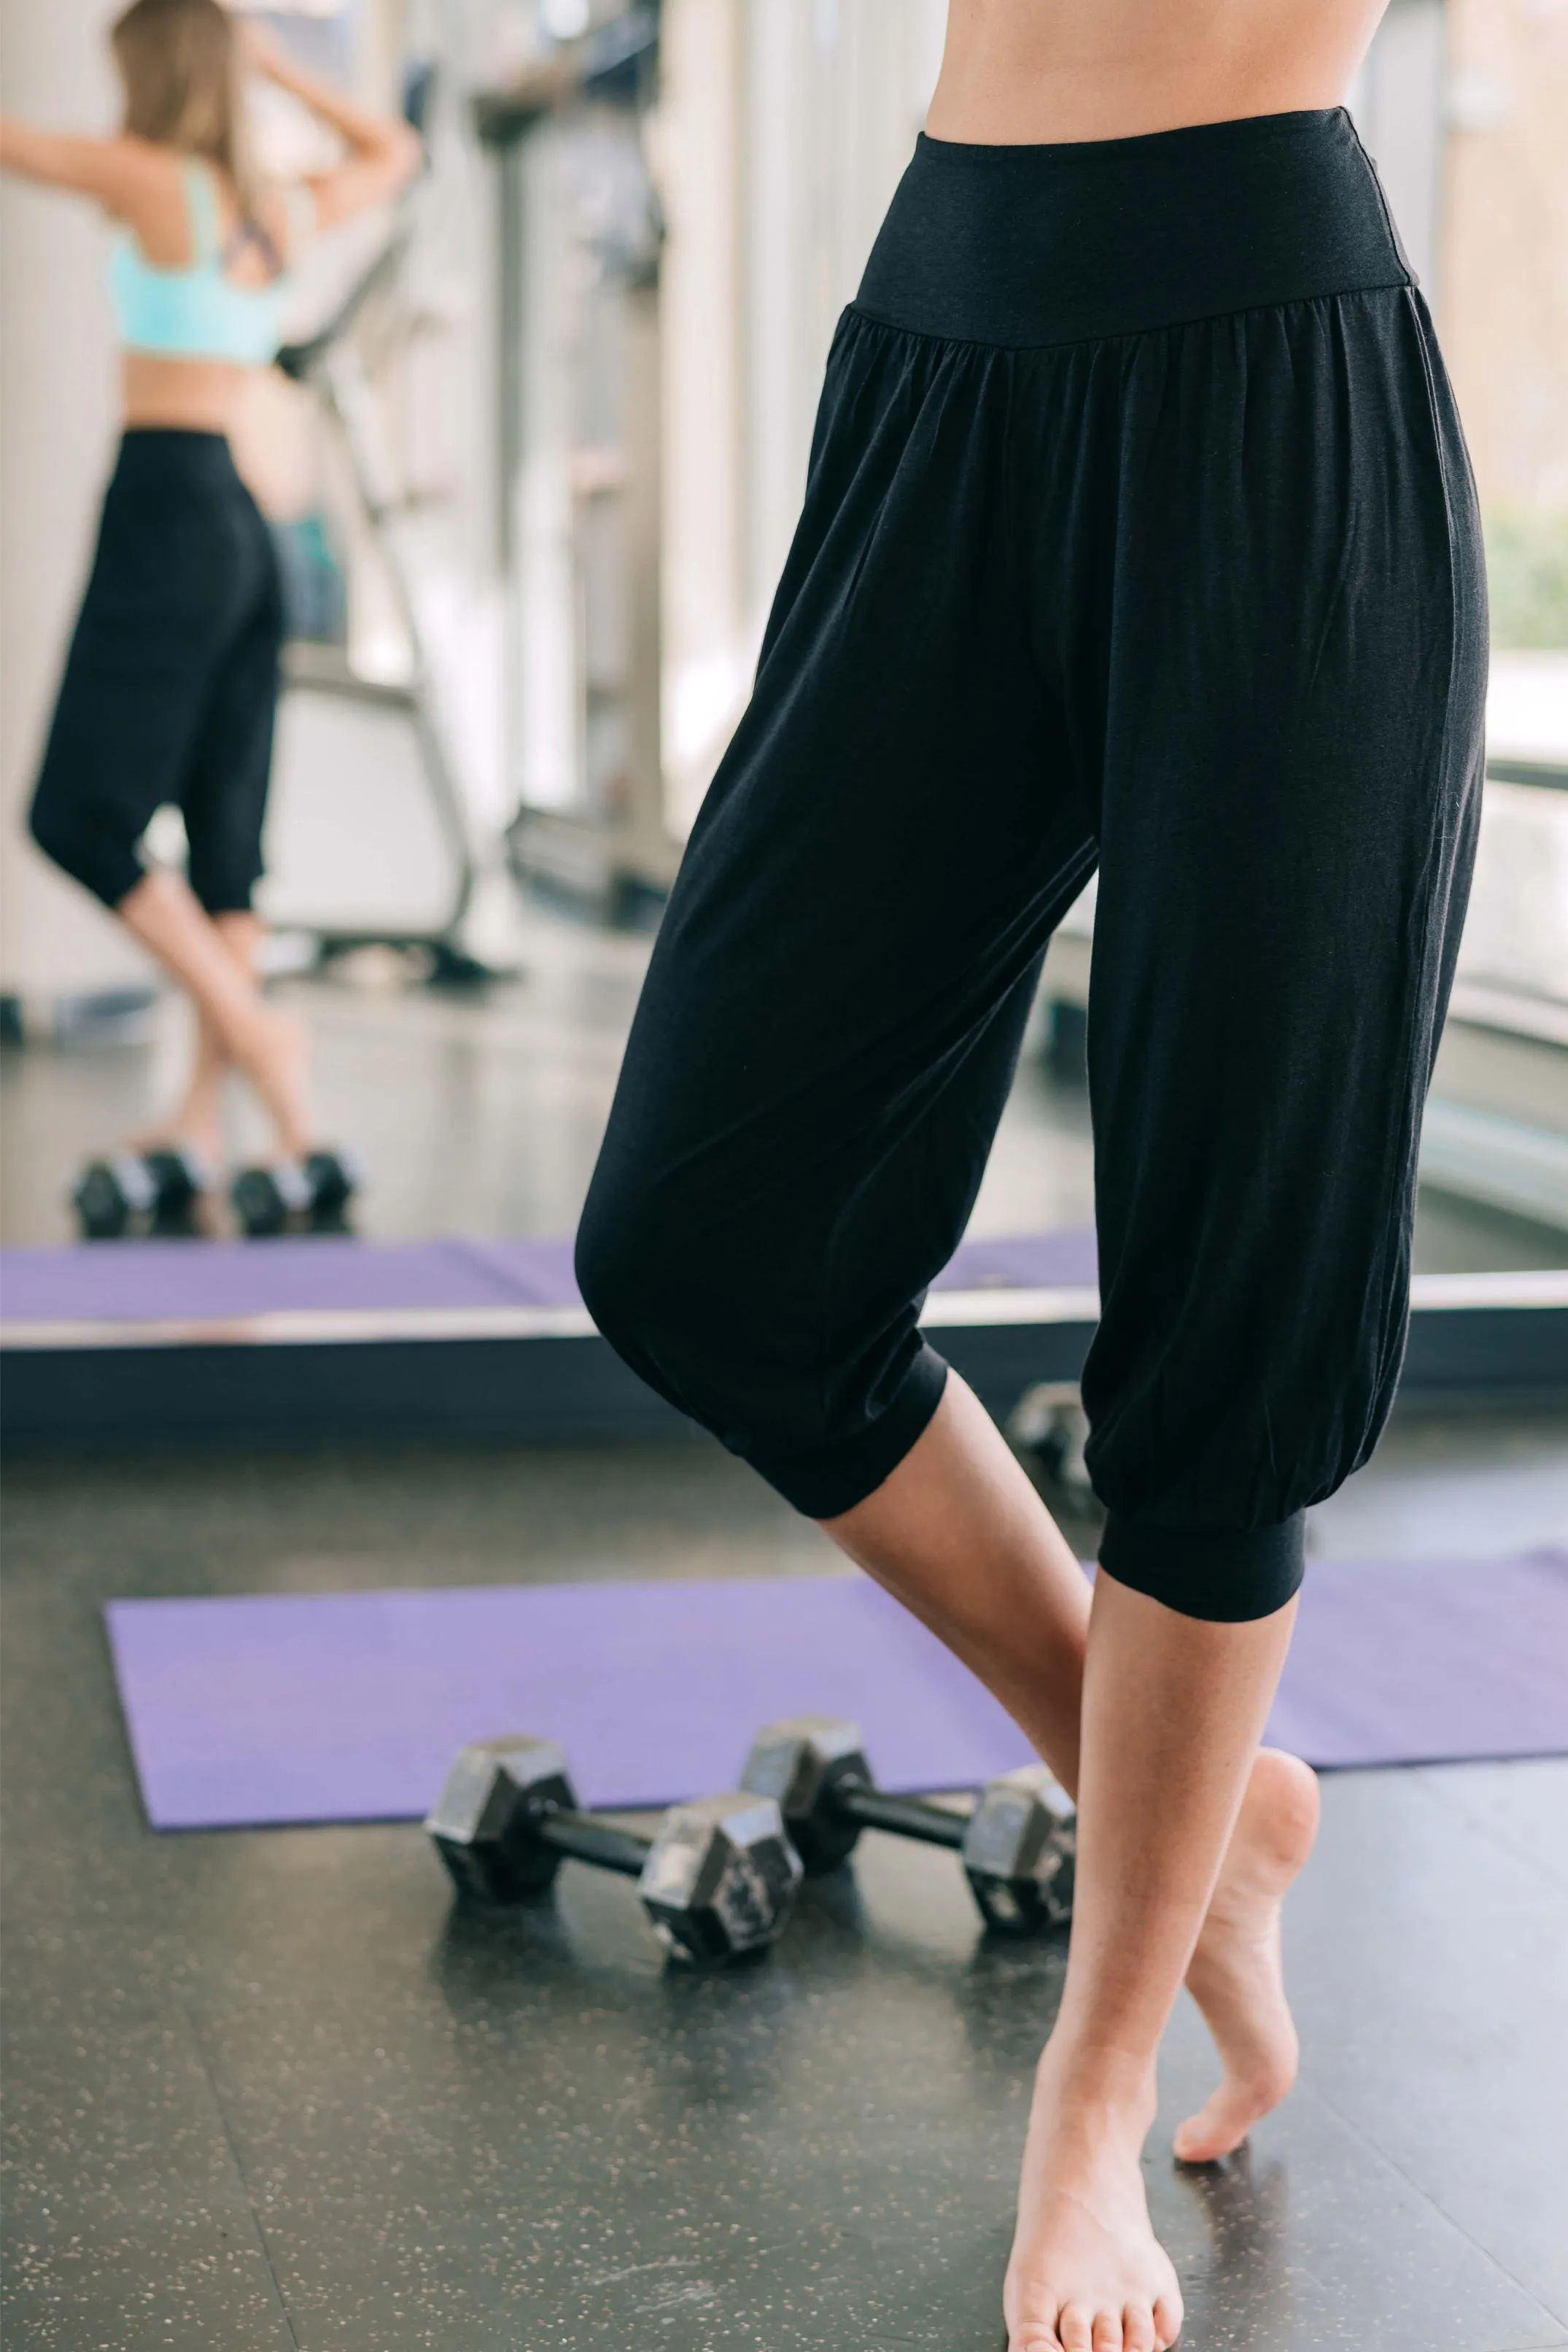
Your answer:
[0,1227,1098,1327]
[106,1550,1568,1831]
[0,1234,583,1322]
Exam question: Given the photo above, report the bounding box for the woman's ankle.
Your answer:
[1036,2030,1160,2128]
[227,1004,313,1158]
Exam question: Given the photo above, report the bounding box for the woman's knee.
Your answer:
[26,781,136,908]
[574,1177,683,1368]
[575,1161,761,1420]
[28,778,82,874]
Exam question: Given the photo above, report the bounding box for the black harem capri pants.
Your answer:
[29,428,284,916]
[576,107,1487,1623]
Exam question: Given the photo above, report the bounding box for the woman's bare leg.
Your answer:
[131,910,263,1166]
[1000,1576,1296,2351]
[823,1374,1319,2348]
[117,872,312,1160]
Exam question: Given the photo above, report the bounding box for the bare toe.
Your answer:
[1154,2293,1184,2347]
[1122,2306,1156,2352]
[1007,2045,1181,2352]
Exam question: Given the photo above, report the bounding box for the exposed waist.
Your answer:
[854,108,1410,349]
[121,349,254,436]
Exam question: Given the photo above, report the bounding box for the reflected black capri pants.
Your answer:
[577,109,1487,1622]
[29,428,284,915]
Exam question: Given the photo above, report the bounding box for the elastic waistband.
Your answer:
[116,427,235,462]
[855,108,1410,350]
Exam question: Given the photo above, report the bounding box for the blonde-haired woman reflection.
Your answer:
[0,2,419,1178]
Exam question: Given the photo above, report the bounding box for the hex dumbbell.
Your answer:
[231,1148,359,1237]
[72,1147,204,1239]
[425,1735,803,1965]
[740,1714,1076,1931]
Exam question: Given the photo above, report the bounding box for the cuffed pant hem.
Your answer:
[1098,1508,1306,1622]
[759,1344,950,1521]
[191,886,260,918]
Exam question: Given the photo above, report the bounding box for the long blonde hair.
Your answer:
[111,0,262,220]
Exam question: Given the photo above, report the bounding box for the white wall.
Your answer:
[0,0,150,1003]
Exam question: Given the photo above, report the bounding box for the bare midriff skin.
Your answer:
[816,15,1394,2350]
[123,347,258,437]
[928,0,1389,146]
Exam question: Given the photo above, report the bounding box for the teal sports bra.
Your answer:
[109,157,295,366]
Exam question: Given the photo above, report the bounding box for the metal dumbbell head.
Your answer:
[73,1156,146,1238]
[303,1148,359,1214]
[141,1148,203,1220]
[232,1151,360,1237]
[231,1164,297,1237]
[638,1791,804,1965]
[960,1765,1076,1931]
[72,1148,205,1239]
[741,1714,1076,1932]
[425,1737,802,1965]
[424,1735,576,1903]
[739,1714,874,1873]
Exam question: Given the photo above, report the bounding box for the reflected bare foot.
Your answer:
[1005,2043,1183,2351]
[1175,1748,1319,2165]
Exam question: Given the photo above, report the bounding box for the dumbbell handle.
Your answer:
[829,1780,967,1852]
[537,1805,651,1879]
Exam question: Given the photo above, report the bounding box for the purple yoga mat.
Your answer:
[0,1228,1095,1327]
[106,1550,1568,1832]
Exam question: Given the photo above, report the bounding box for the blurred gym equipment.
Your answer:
[265,214,508,985]
[478,8,675,923]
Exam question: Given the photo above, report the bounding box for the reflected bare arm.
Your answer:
[0,120,159,213]
[238,20,421,235]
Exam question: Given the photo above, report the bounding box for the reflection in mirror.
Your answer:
[1,0,1563,1296]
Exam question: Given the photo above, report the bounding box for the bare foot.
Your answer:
[1005,2044,1183,2352]
[1174,1746,1320,2165]
[233,1006,314,1162]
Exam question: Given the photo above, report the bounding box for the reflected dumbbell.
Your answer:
[1009,1382,1095,1510]
[72,1148,205,1239]
[425,1735,803,1965]
[740,1714,1076,1932]
[230,1149,359,1237]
